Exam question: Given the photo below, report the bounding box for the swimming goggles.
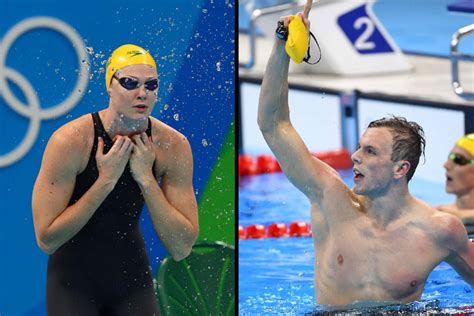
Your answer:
[448,153,474,166]
[113,75,158,91]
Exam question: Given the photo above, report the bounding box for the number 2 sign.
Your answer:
[337,4,394,54]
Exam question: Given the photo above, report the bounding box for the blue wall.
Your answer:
[0,0,235,315]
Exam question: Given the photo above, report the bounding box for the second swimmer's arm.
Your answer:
[438,206,474,225]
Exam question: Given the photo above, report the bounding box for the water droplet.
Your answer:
[201,139,208,147]
[173,114,179,121]
[216,62,222,72]
[202,8,208,13]
[86,47,94,55]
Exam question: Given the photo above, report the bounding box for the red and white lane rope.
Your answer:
[238,149,352,176]
[239,221,311,239]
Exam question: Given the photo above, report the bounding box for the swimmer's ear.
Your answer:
[393,160,411,180]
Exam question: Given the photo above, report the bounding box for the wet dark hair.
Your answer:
[367,115,425,182]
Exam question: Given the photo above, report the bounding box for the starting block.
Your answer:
[243,0,413,75]
[290,0,412,75]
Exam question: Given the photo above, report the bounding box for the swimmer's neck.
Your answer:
[99,109,148,139]
[456,190,474,210]
[361,184,413,227]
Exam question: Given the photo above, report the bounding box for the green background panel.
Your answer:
[197,119,235,245]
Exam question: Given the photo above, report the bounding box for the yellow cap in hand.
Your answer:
[285,16,309,64]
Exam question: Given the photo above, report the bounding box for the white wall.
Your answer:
[241,82,342,154]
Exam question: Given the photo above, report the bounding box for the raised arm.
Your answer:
[257,4,340,200]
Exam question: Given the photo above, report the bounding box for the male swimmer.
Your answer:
[438,134,474,232]
[32,44,199,315]
[258,0,474,308]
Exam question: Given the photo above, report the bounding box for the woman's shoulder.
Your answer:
[49,113,94,152]
[149,116,188,146]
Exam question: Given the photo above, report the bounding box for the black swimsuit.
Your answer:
[46,112,159,315]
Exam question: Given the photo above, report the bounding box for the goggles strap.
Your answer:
[275,21,288,41]
[303,31,322,65]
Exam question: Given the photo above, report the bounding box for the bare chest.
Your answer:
[314,219,444,303]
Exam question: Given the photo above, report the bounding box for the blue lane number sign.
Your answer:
[337,4,394,54]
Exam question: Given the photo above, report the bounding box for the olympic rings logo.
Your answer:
[0,16,89,167]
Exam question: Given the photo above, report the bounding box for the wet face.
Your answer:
[351,128,398,196]
[444,145,474,196]
[108,64,158,120]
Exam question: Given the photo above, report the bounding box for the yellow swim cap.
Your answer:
[105,44,156,90]
[285,16,309,64]
[456,134,474,156]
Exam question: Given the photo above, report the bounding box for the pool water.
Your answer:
[238,171,474,314]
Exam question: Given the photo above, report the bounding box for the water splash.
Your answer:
[81,59,91,71]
